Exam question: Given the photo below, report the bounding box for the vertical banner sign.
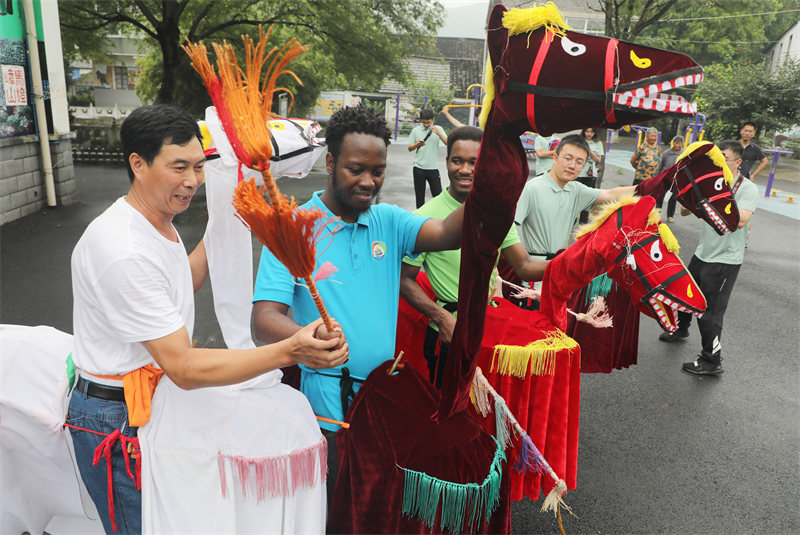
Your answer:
[2,64,27,105]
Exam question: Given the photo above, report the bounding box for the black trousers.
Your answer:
[423,324,449,389]
[676,255,741,362]
[413,166,442,208]
[422,301,458,389]
[657,183,678,218]
[322,428,339,509]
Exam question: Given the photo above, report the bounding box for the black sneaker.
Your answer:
[682,356,724,375]
[659,330,689,342]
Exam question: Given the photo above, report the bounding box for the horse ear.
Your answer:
[628,196,657,227]
[486,4,508,70]
[611,196,657,248]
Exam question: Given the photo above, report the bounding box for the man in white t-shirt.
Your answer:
[68,104,348,533]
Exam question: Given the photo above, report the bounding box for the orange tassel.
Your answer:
[185,28,337,332]
[183,26,307,207]
[232,178,335,332]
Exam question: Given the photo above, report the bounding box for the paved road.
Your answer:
[1,142,798,534]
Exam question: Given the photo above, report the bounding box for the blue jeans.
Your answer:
[68,389,141,534]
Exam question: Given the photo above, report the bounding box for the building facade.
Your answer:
[1,0,75,225]
[768,20,800,71]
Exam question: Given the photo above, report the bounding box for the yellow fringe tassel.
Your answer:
[502,2,570,38]
[478,60,495,129]
[490,331,577,378]
[658,222,680,254]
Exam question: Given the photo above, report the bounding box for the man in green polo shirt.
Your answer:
[659,140,758,376]
[408,108,448,208]
[514,134,637,265]
[400,126,547,387]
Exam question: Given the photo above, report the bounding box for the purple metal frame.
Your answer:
[762,149,793,197]
[393,92,430,140]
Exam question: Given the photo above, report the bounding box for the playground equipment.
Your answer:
[684,113,706,144]
[631,124,662,148]
[763,148,794,197]
[440,83,485,127]
[465,83,483,126]
[392,83,486,139]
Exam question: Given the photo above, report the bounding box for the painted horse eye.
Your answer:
[560,36,586,56]
[714,176,724,191]
[650,241,663,262]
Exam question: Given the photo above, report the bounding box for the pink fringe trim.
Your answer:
[217,436,327,502]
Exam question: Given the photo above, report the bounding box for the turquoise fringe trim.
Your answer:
[583,273,614,307]
[400,437,505,534]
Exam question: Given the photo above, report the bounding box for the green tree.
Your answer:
[693,58,800,142]
[60,0,443,113]
[641,0,799,67]
[593,0,681,40]
[416,77,457,115]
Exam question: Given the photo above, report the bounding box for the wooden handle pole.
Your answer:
[259,167,288,210]
[304,276,335,333]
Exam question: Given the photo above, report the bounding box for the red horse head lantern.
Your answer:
[636,141,741,235]
[480,3,703,136]
[541,196,706,334]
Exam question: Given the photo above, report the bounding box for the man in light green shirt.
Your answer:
[400,126,547,387]
[660,140,758,376]
[408,108,448,208]
[515,134,636,263]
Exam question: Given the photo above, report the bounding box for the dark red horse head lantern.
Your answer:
[540,196,706,334]
[480,3,703,135]
[636,141,741,235]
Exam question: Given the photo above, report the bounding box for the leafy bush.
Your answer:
[694,59,800,144]
[68,93,95,106]
[781,133,800,160]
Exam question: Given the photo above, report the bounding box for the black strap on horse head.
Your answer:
[339,367,360,417]
[678,163,715,213]
[612,208,690,301]
[268,118,321,162]
[505,36,620,131]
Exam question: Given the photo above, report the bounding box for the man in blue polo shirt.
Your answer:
[252,104,464,503]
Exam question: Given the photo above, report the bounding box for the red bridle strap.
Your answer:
[526,31,555,133]
[604,39,619,124]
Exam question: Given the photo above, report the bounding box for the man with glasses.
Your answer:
[659,141,758,376]
[514,134,637,268]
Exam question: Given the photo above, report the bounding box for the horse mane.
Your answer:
[574,194,640,239]
[479,3,570,129]
[574,194,681,254]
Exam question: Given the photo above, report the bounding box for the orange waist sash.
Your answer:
[85,364,164,427]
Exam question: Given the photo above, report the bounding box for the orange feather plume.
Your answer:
[182,26,307,207]
[184,28,336,332]
[233,179,335,332]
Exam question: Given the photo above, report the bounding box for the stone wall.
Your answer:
[0,133,76,225]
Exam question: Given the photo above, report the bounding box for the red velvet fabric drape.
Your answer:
[328,360,512,534]
[396,274,580,502]
[566,284,641,373]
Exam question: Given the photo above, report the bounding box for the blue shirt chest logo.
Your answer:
[371,241,387,260]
